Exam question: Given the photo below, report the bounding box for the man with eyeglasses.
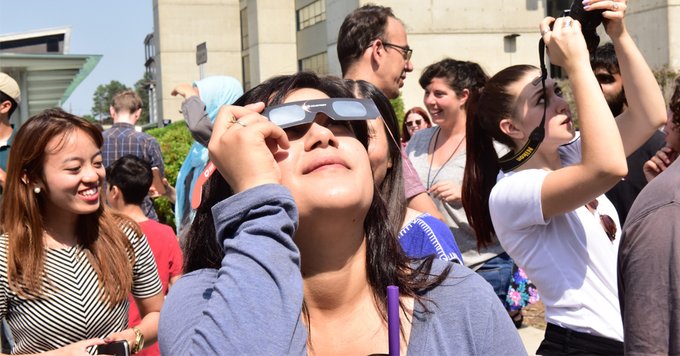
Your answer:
[337,4,413,100]
[337,4,446,222]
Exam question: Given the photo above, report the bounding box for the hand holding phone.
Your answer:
[97,340,130,356]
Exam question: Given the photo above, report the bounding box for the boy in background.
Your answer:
[106,155,182,356]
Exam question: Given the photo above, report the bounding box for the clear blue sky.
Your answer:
[0,0,152,116]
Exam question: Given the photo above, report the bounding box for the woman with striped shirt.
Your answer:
[0,108,163,355]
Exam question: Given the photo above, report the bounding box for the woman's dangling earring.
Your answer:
[33,187,41,194]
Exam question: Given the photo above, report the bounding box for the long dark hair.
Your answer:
[345,79,406,239]
[182,72,449,336]
[182,73,370,272]
[462,65,537,248]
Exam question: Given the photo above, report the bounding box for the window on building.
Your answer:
[242,54,251,90]
[297,0,326,31]
[240,8,249,50]
[299,52,328,75]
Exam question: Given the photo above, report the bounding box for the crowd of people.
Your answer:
[0,0,679,354]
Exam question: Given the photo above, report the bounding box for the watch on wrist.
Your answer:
[132,327,144,354]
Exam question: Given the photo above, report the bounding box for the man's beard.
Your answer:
[607,89,626,117]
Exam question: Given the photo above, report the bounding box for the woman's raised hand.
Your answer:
[540,16,590,73]
[583,0,628,38]
[208,103,290,193]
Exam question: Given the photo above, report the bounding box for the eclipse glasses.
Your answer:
[262,98,379,129]
[191,98,379,210]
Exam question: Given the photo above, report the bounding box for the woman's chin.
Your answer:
[296,187,372,219]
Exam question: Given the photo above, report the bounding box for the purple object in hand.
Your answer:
[387,285,400,356]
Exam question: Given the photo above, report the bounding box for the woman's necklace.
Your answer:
[425,127,466,190]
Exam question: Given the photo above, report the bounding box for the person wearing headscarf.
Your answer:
[171,76,243,237]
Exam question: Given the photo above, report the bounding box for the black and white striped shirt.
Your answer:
[0,224,162,354]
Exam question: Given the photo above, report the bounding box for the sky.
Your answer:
[0,0,153,116]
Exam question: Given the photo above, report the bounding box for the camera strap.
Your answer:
[498,38,548,172]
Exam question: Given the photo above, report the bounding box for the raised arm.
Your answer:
[540,15,627,218]
[589,0,667,155]
[186,105,306,354]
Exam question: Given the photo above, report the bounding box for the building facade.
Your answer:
[150,0,680,124]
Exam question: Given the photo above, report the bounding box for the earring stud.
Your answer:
[33,187,41,194]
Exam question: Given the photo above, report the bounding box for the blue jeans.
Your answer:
[476,252,514,309]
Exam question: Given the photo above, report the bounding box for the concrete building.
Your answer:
[149,0,679,124]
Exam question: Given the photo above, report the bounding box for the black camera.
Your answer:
[568,0,604,52]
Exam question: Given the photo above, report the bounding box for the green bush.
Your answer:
[146,121,193,230]
[390,95,405,130]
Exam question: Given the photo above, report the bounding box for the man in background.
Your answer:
[590,43,666,224]
[0,72,21,199]
[337,4,443,221]
[102,90,166,220]
[618,77,680,355]
[106,155,182,356]
[0,72,21,352]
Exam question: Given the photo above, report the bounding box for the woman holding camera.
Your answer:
[463,0,666,353]
[0,109,163,355]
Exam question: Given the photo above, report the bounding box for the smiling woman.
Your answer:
[0,108,164,355]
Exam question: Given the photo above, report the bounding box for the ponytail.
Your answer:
[462,64,538,249]
[462,88,500,249]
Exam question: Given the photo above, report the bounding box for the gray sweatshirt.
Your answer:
[158,184,527,355]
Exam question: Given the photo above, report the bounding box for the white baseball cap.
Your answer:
[0,72,21,104]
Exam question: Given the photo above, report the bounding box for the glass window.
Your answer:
[240,8,249,50]
[242,54,251,90]
[297,0,326,31]
[299,52,328,75]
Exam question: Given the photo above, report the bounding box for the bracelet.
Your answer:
[131,327,145,354]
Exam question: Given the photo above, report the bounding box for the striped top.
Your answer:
[0,225,162,354]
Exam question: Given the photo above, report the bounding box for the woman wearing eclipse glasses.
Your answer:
[158,72,524,355]
[463,1,666,354]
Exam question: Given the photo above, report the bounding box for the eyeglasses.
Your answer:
[585,199,617,242]
[262,98,379,129]
[382,41,412,61]
[368,39,413,61]
[405,119,422,127]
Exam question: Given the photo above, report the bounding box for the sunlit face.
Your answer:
[508,70,575,148]
[275,88,374,219]
[663,110,680,152]
[423,77,464,126]
[594,66,626,116]
[378,17,413,99]
[405,113,428,136]
[40,129,104,220]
